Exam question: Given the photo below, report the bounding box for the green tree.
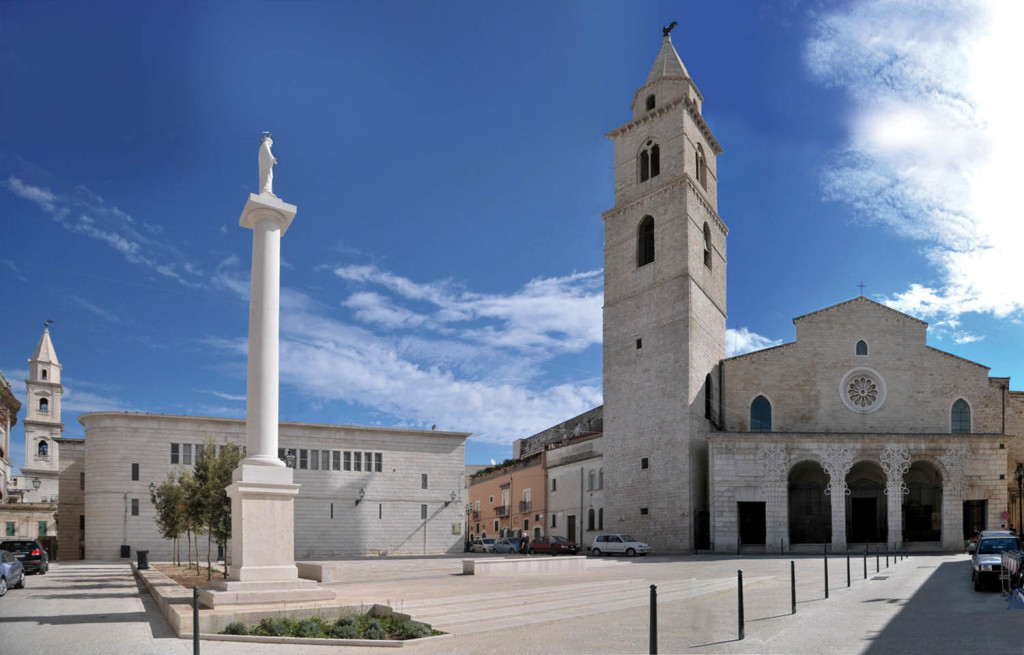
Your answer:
[208,442,243,579]
[151,472,186,565]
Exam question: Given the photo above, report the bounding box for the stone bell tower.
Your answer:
[602,26,727,553]
[22,324,64,503]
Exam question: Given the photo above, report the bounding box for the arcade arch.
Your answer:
[788,460,831,544]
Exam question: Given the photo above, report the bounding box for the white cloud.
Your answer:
[807,1,1024,327]
[69,296,122,324]
[5,176,57,212]
[726,328,784,357]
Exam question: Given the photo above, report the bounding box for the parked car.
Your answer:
[528,535,579,555]
[968,529,1012,554]
[590,533,651,557]
[0,540,48,574]
[971,534,1023,591]
[471,538,496,553]
[493,537,520,554]
[0,550,26,596]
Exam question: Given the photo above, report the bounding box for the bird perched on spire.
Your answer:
[663,21,678,37]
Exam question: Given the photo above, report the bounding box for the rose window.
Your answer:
[847,376,878,407]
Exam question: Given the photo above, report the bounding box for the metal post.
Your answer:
[649,584,657,655]
[738,570,745,641]
[193,586,200,655]
[863,544,867,580]
[790,560,796,615]
[876,549,880,573]
[886,545,889,568]
[823,545,829,599]
[846,551,851,587]
[781,538,784,556]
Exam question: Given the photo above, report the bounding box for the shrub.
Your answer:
[254,617,290,636]
[221,621,248,635]
[332,623,359,639]
[293,618,324,638]
[361,617,388,640]
[334,614,358,628]
[401,620,432,640]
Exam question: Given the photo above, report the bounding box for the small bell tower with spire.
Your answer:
[602,25,727,553]
[22,321,64,503]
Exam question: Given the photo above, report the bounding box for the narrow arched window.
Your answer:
[951,399,970,434]
[598,508,604,530]
[38,398,49,414]
[588,470,596,491]
[645,94,656,111]
[637,216,655,267]
[598,468,604,489]
[696,144,707,188]
[750,395,772,432]
[703,222,712,270]
[704,374,714,422]
[41,369,47,380]
[639,141,660,182]
[856,340,868,356]
[588,508,595,530]
[38,440,48,457]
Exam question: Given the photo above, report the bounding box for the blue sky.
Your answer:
[3,1,1023,472]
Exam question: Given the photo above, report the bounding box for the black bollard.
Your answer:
[846,551,851,587]
[886,545,889,569]
[863,544,868,580]
[781,538,784,556]
[824,545,829,599]
[649,584,657,655]
[193,586,200,655]
[791,560,796,615]
[876,550,880,573]
[738,570,745,641]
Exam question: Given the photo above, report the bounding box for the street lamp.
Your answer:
[285,450,296,468]
[444,491,456,507]
[1015,463,1023,535]
[32,477,41,491]
[355,488,365,506]
[149,482,156,502]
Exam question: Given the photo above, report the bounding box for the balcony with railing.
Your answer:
[494,505,508,517]
[518,500,531,512]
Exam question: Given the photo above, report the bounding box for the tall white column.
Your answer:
[243,205,291,466]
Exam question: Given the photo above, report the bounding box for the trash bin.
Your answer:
[137,549,149,570]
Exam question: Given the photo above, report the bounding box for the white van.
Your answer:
[590,533,651,556]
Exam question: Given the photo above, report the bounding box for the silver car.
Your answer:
[471,538,496,553]
[971,534,1023,591]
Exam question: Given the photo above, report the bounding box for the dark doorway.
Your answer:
[849,497,879,543]
[695,510,711,550]
[567,515,576,543]
[904,461,942,542]
[963,500,987,539]
[738,502,766,545]
[789,461,831,544]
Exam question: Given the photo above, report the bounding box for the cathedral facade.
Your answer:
[600,32,1023,554]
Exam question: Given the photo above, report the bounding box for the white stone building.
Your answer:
[13,327,64,505]
[77,412,468,561]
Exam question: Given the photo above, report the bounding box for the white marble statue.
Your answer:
[258,133,277,196]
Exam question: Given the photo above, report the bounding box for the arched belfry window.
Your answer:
[951,399,970,434]
[38,398,49,414]
[41,369,47,380]
[695,144,708,189]
[38,440,48,458]
[856,340,868,356]
[645,94,656,111]
[750,395,772,432]
[637,216,655,267]
[639,141,660,182]
[703,222,712,270]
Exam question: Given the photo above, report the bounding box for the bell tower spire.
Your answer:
[22,322,64,503]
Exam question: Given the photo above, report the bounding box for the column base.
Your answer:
[199,578,335,608]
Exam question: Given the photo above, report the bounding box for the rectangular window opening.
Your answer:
[333,450,341,471]
[640,507,649,516]
[131,499,139,516]
[421,473,428,489]
[299,449,308,469]
[421,504,428,520]
[344,451,352,471]
[170,443,179,465]
[375,452,382,473]
[182,444,192,466]
[641,457,649,470]
[131,463,139,481]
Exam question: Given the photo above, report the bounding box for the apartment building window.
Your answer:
[182,444,192,466]
[494,520,499,532]
[364,452,372,472]
[310,450,319,470]
[375,453,383,472]
[299,449,308,469]
[131,463,139,481]
[353,452,362,471]
[79,471,85,489]
[421,504,428,520]
[588,509,595,530]
[333,451,341,471]
[131,499,139,516]
[4,522,14,536]
[588,470,595,490]
[421,474,428,489]
[344,451,352,471]
[322,451,330,471]
[524,518,530,531]
[37,521,47,537]
[474,500,480,513]
[170,443,179,464]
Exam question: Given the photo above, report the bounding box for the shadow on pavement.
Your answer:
[863,560,1016,654]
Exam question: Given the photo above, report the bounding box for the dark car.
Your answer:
[971,535,1023,591]
[0,550,26,596]
[0,540,49,575]
[528,535,579,555]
